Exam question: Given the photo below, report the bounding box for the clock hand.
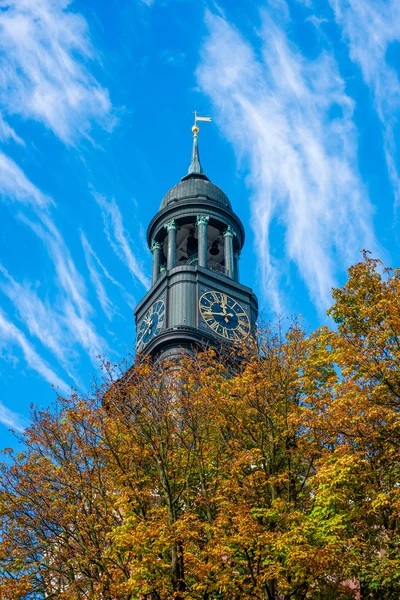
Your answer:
[221,305,230,323]
[203,309,235,321]
[142,314,154,337]
[203,309,234,316]
[220,296,229,309]
[220,299,233,319]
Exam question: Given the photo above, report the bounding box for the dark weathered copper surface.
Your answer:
[159,174,232,210]
[134,131,258,361]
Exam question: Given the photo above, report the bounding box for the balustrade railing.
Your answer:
[178,255,229,276]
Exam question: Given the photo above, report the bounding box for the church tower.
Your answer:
[134,122,258,360]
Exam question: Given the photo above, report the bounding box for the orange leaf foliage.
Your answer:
[1,254,400,599]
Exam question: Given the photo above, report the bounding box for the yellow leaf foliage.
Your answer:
[1,254,400,599]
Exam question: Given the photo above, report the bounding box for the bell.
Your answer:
[209,240,220,256]
[186,229,197,257]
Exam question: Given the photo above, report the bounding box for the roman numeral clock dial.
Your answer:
[199,291,251,341]
[137,300,166,351]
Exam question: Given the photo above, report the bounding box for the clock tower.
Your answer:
[134,123,258,360]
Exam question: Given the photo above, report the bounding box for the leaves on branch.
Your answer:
[1,254,400,599]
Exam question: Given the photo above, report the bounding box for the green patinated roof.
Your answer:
[159,175,232,210]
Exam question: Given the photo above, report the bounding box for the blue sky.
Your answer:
[0,0,399,447]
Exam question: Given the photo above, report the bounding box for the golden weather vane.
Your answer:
[192,111,212,137]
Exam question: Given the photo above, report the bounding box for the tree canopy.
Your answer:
[1,253,400,599]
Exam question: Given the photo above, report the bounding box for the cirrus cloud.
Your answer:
[197,7,381,313]
[0,399,27,433]
[328,0,400,207]
[0,0,115,145]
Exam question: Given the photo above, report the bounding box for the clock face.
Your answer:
[137,300,166,351]
[199,291,251,341]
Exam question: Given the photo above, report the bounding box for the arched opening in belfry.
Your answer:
[175,223,199,265]
[161,220,229,276]
[151,216,241,283]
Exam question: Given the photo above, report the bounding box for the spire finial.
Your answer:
[187,112,212,176]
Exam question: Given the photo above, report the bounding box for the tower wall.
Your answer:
[134,128,258,359]
[168,268,197,328]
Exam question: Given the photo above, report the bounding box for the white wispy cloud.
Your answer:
[0,309,69,394]
[328,0,400,206]
[0,0,114,145]
[0,399,27,433]
[0,265,67,358]
[0,112,24,145]
[81,231,116,320]
[94,192,151,289]
[196,8,380,313]
[19,214,108,364]
[0,265,82,381]
[0,153,107,370]
[81,231,136,320]
[0,0,116,390]
[0,152,51,209]
[160,50,186,67]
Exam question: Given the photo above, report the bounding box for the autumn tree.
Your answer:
[1,253,400,600]
[310,253,400,599]
[0,392,134,600]
[103,328,343,599]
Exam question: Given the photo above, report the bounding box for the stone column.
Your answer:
[165,219,178,270]
[150,240,162,285]
[223,225,235,278]
[196,215,209,268]
[234,251,240,282]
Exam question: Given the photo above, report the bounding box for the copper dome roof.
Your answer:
[159,173,232,210]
